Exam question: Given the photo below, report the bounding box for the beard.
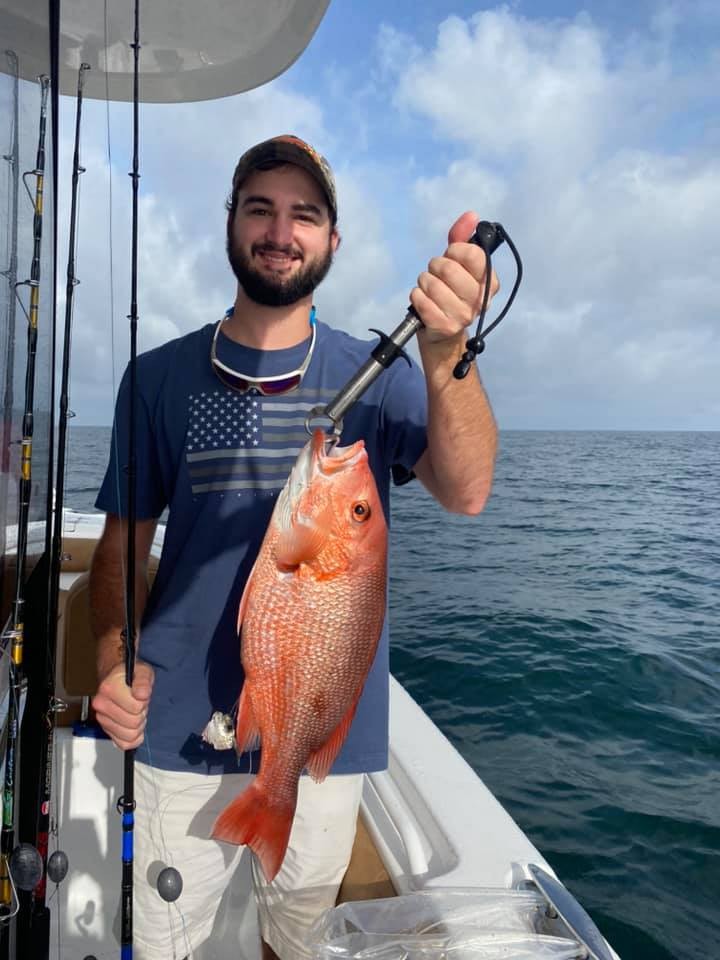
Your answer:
[226,232,334,307]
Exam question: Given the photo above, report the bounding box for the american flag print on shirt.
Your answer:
[185,387,337,495]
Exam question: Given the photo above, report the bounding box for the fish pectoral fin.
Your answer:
[235,685,261,753]
[275,520,327,569]
[237,560,259,633]
[305,696,360,783]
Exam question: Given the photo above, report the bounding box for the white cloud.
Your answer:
[376,9,720,429]
[388,11,621,170]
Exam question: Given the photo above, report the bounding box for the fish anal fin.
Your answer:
[235,685,260,754]
[305,697,360,783]
[275,521,327,569]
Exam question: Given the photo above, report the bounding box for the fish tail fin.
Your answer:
[211,782,295,883]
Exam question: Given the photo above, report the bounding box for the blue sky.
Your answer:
[58,0,719,429]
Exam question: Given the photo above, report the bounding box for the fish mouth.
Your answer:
[274,430,367,533]
[311,429,367,474]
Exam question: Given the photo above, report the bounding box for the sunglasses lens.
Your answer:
[259,375,302,396]
[214,366,250,392]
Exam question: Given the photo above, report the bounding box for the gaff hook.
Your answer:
[304,220,522,438]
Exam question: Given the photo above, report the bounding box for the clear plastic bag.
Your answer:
[309,889,584,960]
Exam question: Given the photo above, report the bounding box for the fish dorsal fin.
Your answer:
[305,695,361,783]
[235,685,261,754]
[275,521,327,569]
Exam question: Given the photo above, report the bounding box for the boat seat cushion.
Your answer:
[62,572,98,696]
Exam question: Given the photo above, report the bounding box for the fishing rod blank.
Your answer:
[305,220,523,437]
[0,73,51,948]
[1,50,20,481]
[23,62,91,952]
[118,3,141,955]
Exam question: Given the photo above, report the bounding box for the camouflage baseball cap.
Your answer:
[231,134,337,223]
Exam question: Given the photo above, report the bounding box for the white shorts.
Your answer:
[133,761,363,960]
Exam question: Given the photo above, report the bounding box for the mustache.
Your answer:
[252,241,302,259]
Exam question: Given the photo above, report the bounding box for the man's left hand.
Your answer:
[410,211,500,345]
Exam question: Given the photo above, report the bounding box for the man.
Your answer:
[90,134,498,960]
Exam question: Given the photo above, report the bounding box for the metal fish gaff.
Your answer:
[211,430,388,882]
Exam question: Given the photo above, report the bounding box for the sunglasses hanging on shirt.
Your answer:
[210,305,317,396]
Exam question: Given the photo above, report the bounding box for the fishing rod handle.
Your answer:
[320,221,505,431]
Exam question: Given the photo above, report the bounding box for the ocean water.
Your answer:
[66,426,720,960]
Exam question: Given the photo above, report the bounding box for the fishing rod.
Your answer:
[0,47,20,937]
[0,72,51,949]
[17,62,91,958]
[116,2,142,954]
[1,50,19,482]
[306,221,523,438]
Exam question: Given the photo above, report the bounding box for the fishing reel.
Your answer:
[305,220,523,439]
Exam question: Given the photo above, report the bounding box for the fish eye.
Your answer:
[351,500,371,523]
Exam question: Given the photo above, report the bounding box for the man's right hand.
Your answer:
[92,660,155,750]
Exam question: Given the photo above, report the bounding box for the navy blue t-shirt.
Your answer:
[96,318,428,774]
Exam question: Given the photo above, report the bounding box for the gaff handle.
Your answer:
[305,220,511,437]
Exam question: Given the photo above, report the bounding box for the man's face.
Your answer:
[227,164,339,307]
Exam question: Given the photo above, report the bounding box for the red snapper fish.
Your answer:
[211,429,388,881]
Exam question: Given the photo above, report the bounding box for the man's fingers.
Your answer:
[109,729,145,751]
[131,677,153,702]
[133,661,155,698]
[447,210,480,246]
[414,273,472,330]
[93,706,147,748]
[99,660,154,704]
[426,256,485,313]
[94,681,147,715]
[92,691,148,728]
[92,659,154,748]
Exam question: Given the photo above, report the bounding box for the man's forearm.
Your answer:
[89,515,158,678]
[417,333,498,514]
[90,553,149,678]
